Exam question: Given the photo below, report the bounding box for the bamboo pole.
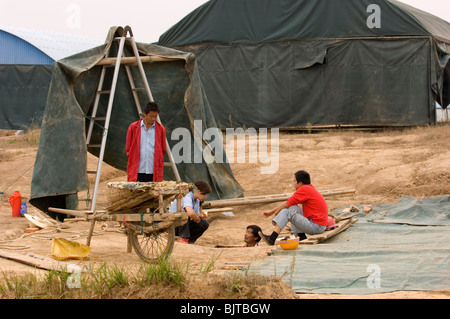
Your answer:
[48,207,95,218]
[203,189,355,209]
[203,207,234,214]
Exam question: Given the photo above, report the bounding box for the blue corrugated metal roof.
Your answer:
[0,26,103,65]
[0,30,54,64]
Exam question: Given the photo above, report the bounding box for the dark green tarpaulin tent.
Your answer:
[158,0,450,128]
[0,65,51,130]
[30,27,244,220]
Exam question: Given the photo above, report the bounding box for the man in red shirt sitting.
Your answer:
[259,170,328,245]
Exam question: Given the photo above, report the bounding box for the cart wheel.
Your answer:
[127,223,175,262]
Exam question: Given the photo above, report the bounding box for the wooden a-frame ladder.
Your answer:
[84,26,180,245]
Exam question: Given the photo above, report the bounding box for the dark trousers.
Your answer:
[137,173,153,182]
[176,218,209,244]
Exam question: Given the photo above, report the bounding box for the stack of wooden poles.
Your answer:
[202,189,355,213]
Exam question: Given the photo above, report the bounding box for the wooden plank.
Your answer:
[331,213,358,223]
[90,211,185,222]
[300,218,357,245]
[215,245,242,248]
[223,262,251,269]
[96,56,179,66]
[110,212,185,222]
[224,262,251,267]
[0,250,76,272]
[49,207,187,223]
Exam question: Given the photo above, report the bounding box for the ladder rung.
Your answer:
[78,198,91,202]
[102,64,116,68]
[91,117,106,121]
[97,90,111,94]
[164,162,172,167]
[87,170,97,174]
[87,144,102,148]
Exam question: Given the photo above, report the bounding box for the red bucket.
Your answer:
[8,191,22,217]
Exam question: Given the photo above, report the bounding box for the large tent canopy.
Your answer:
[30,27,243,219]
[159,0,450,128]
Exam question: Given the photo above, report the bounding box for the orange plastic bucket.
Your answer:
[8,191,22,217]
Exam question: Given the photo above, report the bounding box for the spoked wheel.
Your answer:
[127,222,175,262]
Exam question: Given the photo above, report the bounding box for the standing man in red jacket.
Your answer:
[126,102,166,182]
[259,170,328,245]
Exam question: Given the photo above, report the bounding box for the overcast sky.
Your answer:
[0,0,449,43]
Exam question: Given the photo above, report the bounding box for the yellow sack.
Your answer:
[51,237,91,261]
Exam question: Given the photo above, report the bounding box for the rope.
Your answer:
[0,164,34,194]
[84,115,106,131]
[100,222,125,233]
[0,223,106,251]
[0,216,126,266]
[296,274,371,292]
[122,214,144,235]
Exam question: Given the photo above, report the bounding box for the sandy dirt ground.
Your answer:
[0,124,449,299]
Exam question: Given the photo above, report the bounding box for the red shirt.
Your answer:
[285,184,328,226]
[126,119,166,182]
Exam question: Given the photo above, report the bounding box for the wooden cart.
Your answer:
[49,181,193,262]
